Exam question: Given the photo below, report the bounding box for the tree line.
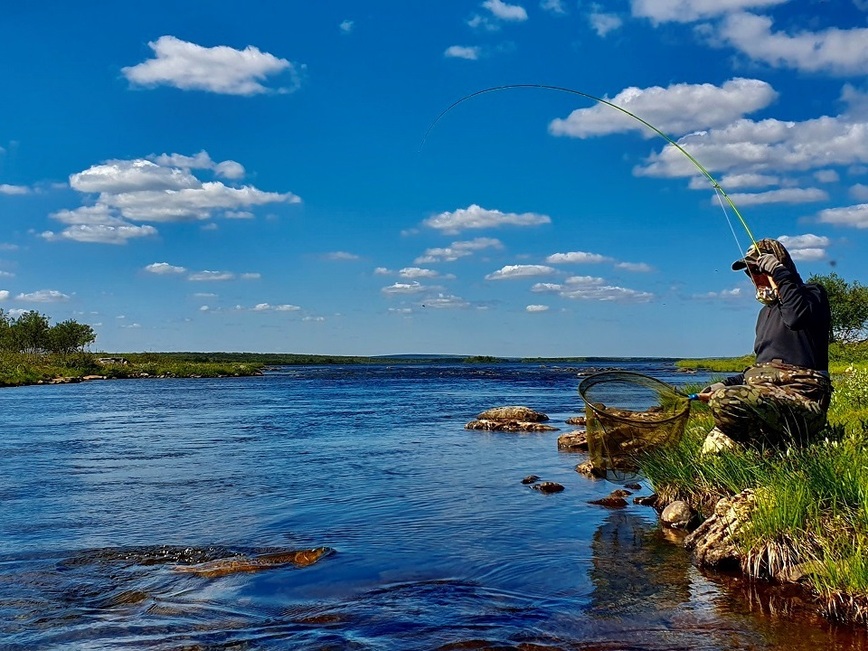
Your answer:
[0,310,96,355]
[809,273,868,344]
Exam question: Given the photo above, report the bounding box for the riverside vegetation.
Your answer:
[655,340,868,626]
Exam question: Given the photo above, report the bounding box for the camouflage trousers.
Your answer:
[708,362,833,448]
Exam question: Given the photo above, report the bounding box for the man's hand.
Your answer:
[755,253,782,275]
[698,381,725,403]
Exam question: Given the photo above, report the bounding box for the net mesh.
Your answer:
[578,371,690,479]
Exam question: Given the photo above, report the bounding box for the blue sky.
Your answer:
[1,1,867,357]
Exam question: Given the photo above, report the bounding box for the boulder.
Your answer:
[684,489,756,570]
[565,416,586,426]
[557,430,588,451]
[476,406,548,422]
[661,500,693,529]
[520,475,540,484]
[465,419,558,432]
[532,481,565,494]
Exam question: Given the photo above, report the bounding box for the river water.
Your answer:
[1,361,865,650]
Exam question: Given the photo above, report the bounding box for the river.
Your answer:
[1,361,865,649]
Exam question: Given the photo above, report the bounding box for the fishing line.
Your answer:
[422,83,760,262]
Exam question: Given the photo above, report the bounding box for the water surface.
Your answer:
[1,362,864,649]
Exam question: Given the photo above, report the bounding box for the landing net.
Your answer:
[578,371,690,480]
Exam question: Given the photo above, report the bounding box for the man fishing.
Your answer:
[698,238,832,452]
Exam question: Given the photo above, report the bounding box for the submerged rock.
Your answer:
[588,489,631,508]
[532,481,565,494]
[174,547,333,578]
[476,406,549,422]
[521,475,540,484]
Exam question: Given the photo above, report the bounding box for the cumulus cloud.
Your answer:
[631,0,787,23]
[424,204,550,233]
[549,78,776,139]
[325,251,361,261]
[445,45,481,60]
[415,237,503,263]
[122,35,301,95]
[423,293,472,309]
[49,152,300,244]
[818,203,868,228]
[483,0,528,21]
[0,184,29,195]
[559,275,654,302]
[0,290,8,300]
[851,184,868,201]
[545,251,612,264]
[399,267,441,279]
[526,304,550,312]
[691,172,781,190]
[637,115,868,180]
[381,281,430,295]
[251,303,301,312]
[0,271,14,278]
[340,20,354,33]
[693,287,744,300]
[145,262,187,274]
[717,12,868,76]
[725,187,829,206]
[15,289,70,302]
[540,0,566,13]
[589,11,622,37]
[815,170,840,183]
[188,270,235,281]
[616,261,654,272]
[485,264,556,280]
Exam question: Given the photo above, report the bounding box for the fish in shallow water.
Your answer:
[173,547,333,578]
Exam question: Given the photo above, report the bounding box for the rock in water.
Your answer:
[684,490,756,570]
[476,406,548,422]
[465,419,558,432]
[532,481,565,494]
[521,475,540,484]
[661,501,693,529]
[557,431,588,451]
[174,547,332,578]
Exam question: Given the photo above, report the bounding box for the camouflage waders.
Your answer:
[707,361,832,448]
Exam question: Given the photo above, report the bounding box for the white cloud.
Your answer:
[251,303,301,312]
[725,187,829,206]
[51,152,300,243]
[616,261,654,272]
[424,204,550,233]
[0,271,14,278]
[815,169,840,183]
[540,0,566,13]
[549,78,776,139]
[851,184,868,201]
[374,267,391,275]
[631,0,787,24]
[693,287,744,300]
[399,267,440,279]
[303,316,326,322]
[526,304,550,312]
[415,237,503,263]
[340,20,354,33]
[423,294,471,309]
[382,281,429,295]
[325,251,361,261]
[40,223,157,245]
[560,275,654,302]
[777,233,830,249]
[240,272,261,280]
[483,0,528,21]
[0,184,29,195]
[145,262,187,274]
[485,264,556,280]
[718,12,868,76]
[15,289,70,302]
[531,282,563,293]
[188,270,236,281]
[0,290,8,300]
[589,11,622,37]
[817,203,868,229]
[444,45,481,60]
[691,172,781,190]
[546,251,612,264]
[638,115,868,180]
[122,35,300,95]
